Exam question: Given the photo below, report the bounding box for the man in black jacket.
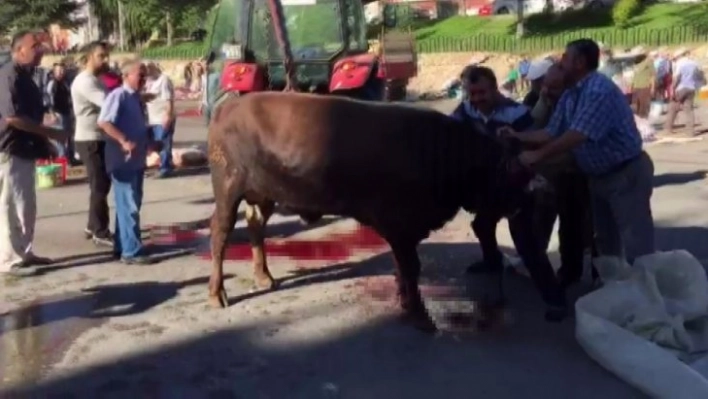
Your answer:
[0,31,69,277]
[47,62,78,165]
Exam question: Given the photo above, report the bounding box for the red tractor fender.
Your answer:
[220,62,266,93]
[329,53,378,93]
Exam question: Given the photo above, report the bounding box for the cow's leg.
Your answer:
[389,240,437,333]
[209,174,243,308]
[245,200,277,289]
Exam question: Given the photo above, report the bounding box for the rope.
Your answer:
[266,0,298,91]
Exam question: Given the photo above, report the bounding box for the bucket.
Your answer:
[36,164,61,189]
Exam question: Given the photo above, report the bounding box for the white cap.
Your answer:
[526,59,554,81]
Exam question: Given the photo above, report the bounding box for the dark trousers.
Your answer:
[75,141,111,238]
[536,173,593,283]
[508,196,565,306]
[473,194,565,307]
[59,113,77,163]
[631,87,652,118]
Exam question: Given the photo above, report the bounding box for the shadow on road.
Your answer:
[653,170,706,188]
[0,253,643,398]
[0,276,231,334]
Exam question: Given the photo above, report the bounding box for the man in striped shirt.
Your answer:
[451,65,567,322]
[507,39,655,265]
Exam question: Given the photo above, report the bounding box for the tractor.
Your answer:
[203,0,417,119]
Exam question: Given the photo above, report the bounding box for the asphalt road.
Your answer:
[2,98,708,398]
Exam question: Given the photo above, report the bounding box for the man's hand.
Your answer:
[162,116,173,132]
[197,104,205,116]
[120,138,136,158]
[518,150,542,168]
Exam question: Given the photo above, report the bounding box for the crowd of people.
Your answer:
[510,45,706,137]
[0,31,178,277]
[453,38,656,320]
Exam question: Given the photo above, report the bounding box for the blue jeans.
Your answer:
[151,123,174,173]
[111,169,145,259]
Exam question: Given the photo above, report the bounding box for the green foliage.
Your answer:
[85,0,216,47]
[0,0,82,34]
[612,0,642,28]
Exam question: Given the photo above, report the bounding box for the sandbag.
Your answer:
[576,250,708,398]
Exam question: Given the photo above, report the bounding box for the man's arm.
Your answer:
[0,67,66,141]
[163,77,175,127]
[535,91,614,162]
[97,91,130,146]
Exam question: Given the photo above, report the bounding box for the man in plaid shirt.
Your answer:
[505,39,655,265]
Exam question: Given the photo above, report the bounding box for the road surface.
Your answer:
[1,99,707,398]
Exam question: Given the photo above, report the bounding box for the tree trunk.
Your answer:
[516,0,525,38]
[117,0,126,51]
[165,10,173,47]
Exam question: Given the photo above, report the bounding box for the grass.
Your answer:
[415,3,708,40]
[134,2,708,56]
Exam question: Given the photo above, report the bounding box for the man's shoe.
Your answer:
[92,235,114,248]
[121,255,157,265]
[83,228,93,239]
[4,263,39,277]
[154,170,173,179]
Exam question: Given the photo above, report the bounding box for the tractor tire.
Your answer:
[384,81,407,102]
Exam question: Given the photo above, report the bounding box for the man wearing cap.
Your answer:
[503,39,655,267]
[522,59,553,108]
[451,65,567,322]
[665,47,702,136]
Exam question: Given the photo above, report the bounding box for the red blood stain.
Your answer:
[177,108,200,118]
[200,225,387,262]
[146,224,388,263]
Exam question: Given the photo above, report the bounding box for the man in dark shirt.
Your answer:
[450,65,567,322]
[47,62,77,164]
[0,31,69,277]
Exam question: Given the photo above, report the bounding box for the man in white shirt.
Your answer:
[145,62,175,178]
[665,48,702,136]
[71,41,113,246]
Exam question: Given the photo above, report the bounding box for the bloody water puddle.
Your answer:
[146,223,388,263]
[0,293,106,387]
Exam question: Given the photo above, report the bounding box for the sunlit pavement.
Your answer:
[2,101,708,398]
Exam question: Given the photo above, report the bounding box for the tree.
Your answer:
[0,0,82,35]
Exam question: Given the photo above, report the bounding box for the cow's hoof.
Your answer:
[255,275,278,290]
[401,311,438,333]
[209,288,229,308]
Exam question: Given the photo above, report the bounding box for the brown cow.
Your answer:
[207,92,534,332]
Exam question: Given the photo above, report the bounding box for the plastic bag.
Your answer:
[576,250,708,398]
[634,115,656,143]
[649,101,664,121]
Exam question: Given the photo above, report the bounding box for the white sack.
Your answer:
[576,250,708,398]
